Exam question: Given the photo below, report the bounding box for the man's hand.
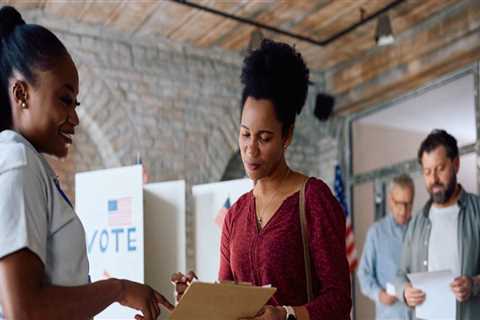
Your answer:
[379,289,397,305]
[450,276,473,302]
[404,283,426,307]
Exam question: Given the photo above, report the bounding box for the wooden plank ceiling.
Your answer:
[7,0,479,115]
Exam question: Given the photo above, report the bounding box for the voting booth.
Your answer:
[192,178,253,281]
[76,165,186,319]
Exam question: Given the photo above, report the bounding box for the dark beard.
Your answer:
[430,175,457,204]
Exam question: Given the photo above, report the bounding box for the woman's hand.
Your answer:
[170,271,198,304]
[240,305,286,320]
[404,283,426,307]
[118,279,174,320]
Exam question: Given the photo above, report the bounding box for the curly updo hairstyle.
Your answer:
[0,6,69,131]
[240,39,310,136]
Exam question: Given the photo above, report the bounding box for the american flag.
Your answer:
[107,197,132,227]
[215,197,231,229]
[334,164,358,273]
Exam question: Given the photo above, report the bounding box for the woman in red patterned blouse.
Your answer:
[174,39,351,320]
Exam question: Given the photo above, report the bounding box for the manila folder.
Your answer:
[169,282,277,320]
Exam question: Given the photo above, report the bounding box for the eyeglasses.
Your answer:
[392,198,413,209]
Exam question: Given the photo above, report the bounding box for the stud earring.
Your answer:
[21,101,27,109]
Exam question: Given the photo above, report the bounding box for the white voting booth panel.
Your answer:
[76,165,144,319]
[76,165,186,319]
[192,178,253,282]
[144,181,186,320]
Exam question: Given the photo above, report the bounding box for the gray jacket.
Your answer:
[397,187,480,320]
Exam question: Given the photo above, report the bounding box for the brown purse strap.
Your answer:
[299,178,314,302]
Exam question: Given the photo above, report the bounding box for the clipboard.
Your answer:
[169,282,277,320]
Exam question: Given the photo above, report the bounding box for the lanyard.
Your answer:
[53,178,73,209]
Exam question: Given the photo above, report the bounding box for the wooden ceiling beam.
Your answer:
[325,0,479,115]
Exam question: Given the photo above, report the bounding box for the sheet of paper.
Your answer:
[169,281,276,320]
[407,270,455,320]
[386,282,396,296]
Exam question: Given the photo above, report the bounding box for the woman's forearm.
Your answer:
[40,279,122,320]
[4,278,122,320]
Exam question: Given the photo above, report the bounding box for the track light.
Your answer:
[375,14,394,46]
[247,29,264,53]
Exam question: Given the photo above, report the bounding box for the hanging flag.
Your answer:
[215,197,231,229]
[334,164,358,273]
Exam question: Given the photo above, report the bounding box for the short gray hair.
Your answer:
[389,173,415,193]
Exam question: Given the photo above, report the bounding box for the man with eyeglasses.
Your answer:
[358,174,414,319]
[397,129,480,320]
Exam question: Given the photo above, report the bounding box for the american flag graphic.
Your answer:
[334,164,358,273]
[107,197,132,227]
[215,197,231,229]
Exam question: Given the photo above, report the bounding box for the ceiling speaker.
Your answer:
[314,93,335,121]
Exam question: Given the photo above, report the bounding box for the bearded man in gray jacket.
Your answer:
[397,129,480,320]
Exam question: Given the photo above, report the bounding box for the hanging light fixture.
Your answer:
[247,28,264,53]
[375,14,395,46]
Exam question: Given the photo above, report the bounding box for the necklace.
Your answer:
[255,168,291,228]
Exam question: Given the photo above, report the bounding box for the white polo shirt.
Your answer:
[0,130,89,317]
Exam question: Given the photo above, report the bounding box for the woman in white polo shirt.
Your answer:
[0,6,173,320]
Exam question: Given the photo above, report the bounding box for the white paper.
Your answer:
[407,270,456,320]
[386,282,396,296]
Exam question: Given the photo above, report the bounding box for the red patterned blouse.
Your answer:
[219,178,352,320]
